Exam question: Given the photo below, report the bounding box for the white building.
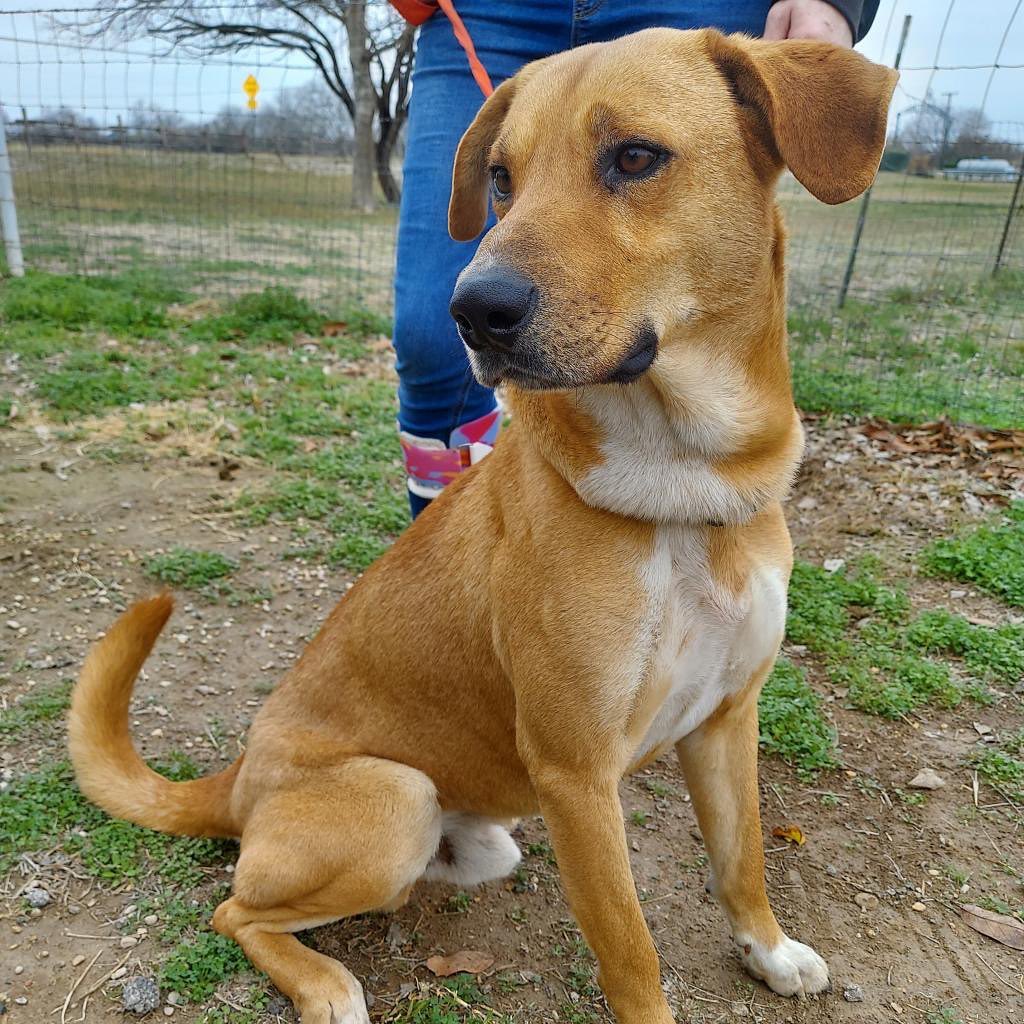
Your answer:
[943,157,1020,182]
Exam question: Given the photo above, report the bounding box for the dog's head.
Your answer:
[448,29,897,391]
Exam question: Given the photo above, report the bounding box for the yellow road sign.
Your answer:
[243,74,259,110]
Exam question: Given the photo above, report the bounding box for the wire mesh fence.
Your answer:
[1,0,1022,428]
[1,2,401,312]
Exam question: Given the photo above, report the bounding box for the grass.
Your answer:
[386,978,512,1023]
[143,548,273,605]
[446,891,473,914]
[0,749,250,1009]
[196,992,271,1024]
[9,144,398,313]
[121,889,258,1005]
[758,659,839,779]
[751,555,1024,778]
[925,1010,963,1024]
[969,731,1024,803]
[0,268,183,335]
[906,609,1024,682]
[0,679,72,735]
[922,503,1024,608]
[1,271,407,571]
[160,929,252,1001]
[643,778,677,799]
[184,286,325,342]
[145,548,238,589]
[781,559,1021,720]
[0,757,231,882]
[788,272,1024,429]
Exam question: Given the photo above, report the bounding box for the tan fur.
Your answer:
[69,593,240,838]
[71,29,895,1024]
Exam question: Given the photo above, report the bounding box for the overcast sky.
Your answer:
[1,0,1022,138]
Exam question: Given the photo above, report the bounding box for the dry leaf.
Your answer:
[960,904,1024,950]
[771,824,806,846]
[321,320,348,337]
[425,950,495,977]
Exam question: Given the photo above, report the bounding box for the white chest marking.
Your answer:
[633,526,786,761]
[576,362,756,525]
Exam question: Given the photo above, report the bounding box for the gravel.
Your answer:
[122,977,160,1015]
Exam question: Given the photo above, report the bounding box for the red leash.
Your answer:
[436,0,494,96]
[391,0,494,97]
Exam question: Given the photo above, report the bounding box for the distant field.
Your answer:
[5,146,1023,426]
[8,143,399,311]
[779,171,1022,299]
[777,171,1023,427]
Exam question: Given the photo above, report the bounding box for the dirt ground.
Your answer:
[1,414,1022,1024]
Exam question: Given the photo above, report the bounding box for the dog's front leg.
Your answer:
[675,683,829,998]
[530,765,675,1024]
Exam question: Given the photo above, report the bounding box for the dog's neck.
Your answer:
[509,306,804,527]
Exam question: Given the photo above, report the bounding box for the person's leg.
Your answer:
[393,2,571,515]
[570,0,769,45]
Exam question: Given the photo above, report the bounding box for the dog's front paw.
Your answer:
[736,934,829,998]
[295,977,371,1024]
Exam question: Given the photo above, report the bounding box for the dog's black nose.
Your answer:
[450,268,537,352]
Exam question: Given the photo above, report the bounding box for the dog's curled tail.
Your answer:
[69,593,241,839]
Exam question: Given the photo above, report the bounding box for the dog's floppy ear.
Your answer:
[449,78,518,241]
[705,32,897,205]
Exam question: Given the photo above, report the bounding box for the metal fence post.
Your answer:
[0,102,25,277]
[838,15,911,308]
[993,151,1024,275]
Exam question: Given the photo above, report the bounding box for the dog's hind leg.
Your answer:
[212,756,441,1024]
[675,681,829,999]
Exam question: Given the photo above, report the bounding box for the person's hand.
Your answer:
[764,0,854,47]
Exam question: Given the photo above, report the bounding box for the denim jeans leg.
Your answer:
[573,0,770,43]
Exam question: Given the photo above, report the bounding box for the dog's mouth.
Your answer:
[469,348,565,391]
[468,324,659,392]
[601,326,659,385]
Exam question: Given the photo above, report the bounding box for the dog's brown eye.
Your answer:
[491,166,512,199]
[615,145,659,176]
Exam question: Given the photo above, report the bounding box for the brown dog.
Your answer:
[71,29,896,1024]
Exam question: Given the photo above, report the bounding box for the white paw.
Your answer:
[297,977,371,1024]
[736,934,829,997]
[331,1001,370,1024]
[423,813,521,887]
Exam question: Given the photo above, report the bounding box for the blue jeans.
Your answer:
[394,0,770,512]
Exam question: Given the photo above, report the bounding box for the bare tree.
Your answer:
[367,11,414,204]
[950,108,993,163]
[345,2,375,211]
[256,79,354,155]
[64,1,415,208]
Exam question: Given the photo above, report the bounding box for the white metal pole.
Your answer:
[0,103,25,277]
